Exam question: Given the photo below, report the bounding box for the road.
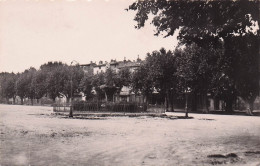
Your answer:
[0,104,260,166]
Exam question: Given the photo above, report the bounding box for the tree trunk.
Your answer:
[31,98,33,105]
[225,98,233,113]
[165,93,169,112]
[170,91,174,112]
[21,97,24,105]
[214,97,219,110]
[143,95,146,104]
[202,93,209,113]
[185,93,188,118]
[245,99,255,116]
[13,97,16,105]
[191,93,197,112]
[170,98,174,112]
[105,92,108,102]
[143,95,147,112]
[66,97,70,103]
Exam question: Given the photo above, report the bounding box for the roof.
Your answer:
[80,63,97,67]
[94,64,107,67]
[117,61,141,69]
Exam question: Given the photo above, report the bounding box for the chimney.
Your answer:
[137,55,141,62]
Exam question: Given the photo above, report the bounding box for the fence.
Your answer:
[53,103,71,112]
[53,101,168,114]
[73,101,147,112]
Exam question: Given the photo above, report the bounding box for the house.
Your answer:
[80,61,96,75]
[117,56,142,73]
[93,61,108,74]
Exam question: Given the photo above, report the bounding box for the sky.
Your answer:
[0,0,179,73]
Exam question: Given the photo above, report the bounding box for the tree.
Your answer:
[34,70,47,103]
[117,67,132,89]
[131,64,153,104]
[24,68,38,105]
[144,48,177,111]
[16,71,30,105]
[129,0,258,43]
[228,33,259,115]
[91,72,105,101]
[101,68,119,102]
[0,72,17,104]
[129,0,259,113]
[40,62,67,102]
[62,65,84,103]
[175,43,223,113]
[80,73,94,101]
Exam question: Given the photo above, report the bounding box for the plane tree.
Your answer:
[129,0,259,113]
[117,67,132,89]
[101,68,119,102]
[80,73,95,101]
[175,43,223,113]
[0,72,17,104]
[62,65,84,103]
[144,48,177,111]
[40,62,67,102]
[91,72,106,101]
[131,64,153,104]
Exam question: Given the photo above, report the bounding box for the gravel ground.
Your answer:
[0,104,260,166]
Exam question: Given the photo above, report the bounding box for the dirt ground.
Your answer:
[0,104,260,166]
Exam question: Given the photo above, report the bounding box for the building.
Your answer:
[93,61,108,75]
[80,61,96,75]
[117,57,142,73]
[79,56,143,103]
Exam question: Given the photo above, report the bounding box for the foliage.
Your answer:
[129,0,258,43]
[145,48,176,95]
[62,65,84,102]
[175,43,222,94]
[175,43,223,112]
[0,72,17,102]
[40,62,67,101]
[129,0,259,113]
[131,64,153,99]
[33,70,47,100]
[25,68,37,102]
[79,73,94,101]
[102,68,119,102]
[117,67,132,89]
[91,72,105,101]
[226,33,259,114]
[16,69,33,104]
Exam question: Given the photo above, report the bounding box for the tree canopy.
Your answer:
[129,0,259,114]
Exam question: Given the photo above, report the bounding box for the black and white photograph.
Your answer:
[0,0,259,165]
